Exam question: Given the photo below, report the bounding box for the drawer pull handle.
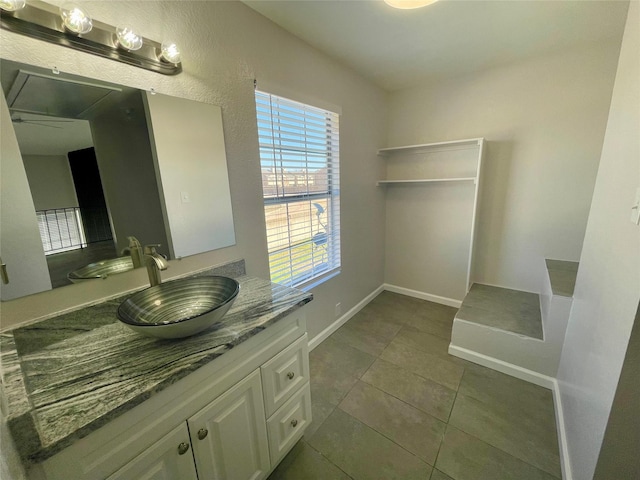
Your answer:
[178,442,190,455]
[197,428,209,440]
[291,419,298,428]
[287,371,295,380]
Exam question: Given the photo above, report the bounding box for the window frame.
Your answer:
[255,90,341,289]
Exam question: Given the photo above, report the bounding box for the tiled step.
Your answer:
[545,259,579,298]
[456,283,543,340]
[450,260,579,382]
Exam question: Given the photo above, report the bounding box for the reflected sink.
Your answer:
[68,257,134,282]
[117,276,240,339]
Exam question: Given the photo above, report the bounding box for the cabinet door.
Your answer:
[188,369,270,480]
[106,423,198,480]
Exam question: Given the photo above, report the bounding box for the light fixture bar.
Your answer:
[0,0,181,75]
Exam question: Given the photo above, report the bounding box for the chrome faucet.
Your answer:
[122,236,144,268]
[144,245,168,287]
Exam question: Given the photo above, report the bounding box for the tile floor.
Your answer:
[268,291,562,480]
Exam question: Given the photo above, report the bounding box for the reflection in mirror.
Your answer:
[0,59,235,301]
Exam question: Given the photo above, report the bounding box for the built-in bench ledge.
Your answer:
[545,259,579,298]
[455,283,543,340]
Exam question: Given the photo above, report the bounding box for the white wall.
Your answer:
[387,40,622,293]
[21,154,78,211]
[557,2,640,479]
[0,2,387,344]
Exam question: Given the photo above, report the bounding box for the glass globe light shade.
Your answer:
[116,27,143,51]
[160,42,181,63]
[384,0,439,9]
[0,0,26,12]
[59,3,93,34]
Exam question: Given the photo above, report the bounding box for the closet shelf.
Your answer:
[377,177,476,186]
[378,138,485,298]
[377,138,482,156]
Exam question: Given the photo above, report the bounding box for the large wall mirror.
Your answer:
[0,59,236,301]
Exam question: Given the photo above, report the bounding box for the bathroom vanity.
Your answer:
[1,268,313,480]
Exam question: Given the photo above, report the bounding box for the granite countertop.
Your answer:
[0,268,312,464]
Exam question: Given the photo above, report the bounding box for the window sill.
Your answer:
[297,268,341,292]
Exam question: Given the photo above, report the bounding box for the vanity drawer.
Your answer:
[266,382,311,465]
[261,333,309,417]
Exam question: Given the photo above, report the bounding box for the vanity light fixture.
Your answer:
[384,0,439,9]
[0,0,25,12]
[0,0,182,75]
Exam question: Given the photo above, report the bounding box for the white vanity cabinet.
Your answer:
[30,309,311,480]
[108,370,270,480]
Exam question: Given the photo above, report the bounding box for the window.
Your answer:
[36,207,86,255]
[255,90,340,287]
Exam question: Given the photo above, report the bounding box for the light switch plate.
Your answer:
[181,191,191,204]
[631,187,640,225]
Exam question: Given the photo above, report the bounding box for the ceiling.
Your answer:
[10,113,93,156]
[243,0,629,92]
[1,59,138,156]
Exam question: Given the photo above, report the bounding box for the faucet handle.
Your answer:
[0,257,8,285]
[128,236,142,247]
[144,244,162,255]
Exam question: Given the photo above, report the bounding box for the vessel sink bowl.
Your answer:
[68,257,134,282]
[117,276,240,339]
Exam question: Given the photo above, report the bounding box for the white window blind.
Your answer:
[255,90,340,287]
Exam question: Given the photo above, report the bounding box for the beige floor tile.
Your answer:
[330,310,402,356]
[380,339,464,391]
[449,393,561,477]
[361,358,456,422]
[308,408,432,480]
[393,325,471,367]
[309,337,376,406]
[267,440,351,480]
[338,380,445,464]
[436,426,560,480]
[430,469,454,480]
[305,394,336,438]
[459,363,556,418]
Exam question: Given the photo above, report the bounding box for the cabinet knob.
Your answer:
[291,419,298,428]
[177,442,190,455]
[287,371,295,380]
[197,428,209,440]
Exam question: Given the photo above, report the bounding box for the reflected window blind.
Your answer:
[36,207,86,254]
[256,90,340,287]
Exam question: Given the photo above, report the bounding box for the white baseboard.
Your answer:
[308,284,385,351]
[383,284,462,308]
[551,379,573,480]
[449,344,572,480]
[448,344,555,389]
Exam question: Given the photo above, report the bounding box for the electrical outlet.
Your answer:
[335,302,342,317]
